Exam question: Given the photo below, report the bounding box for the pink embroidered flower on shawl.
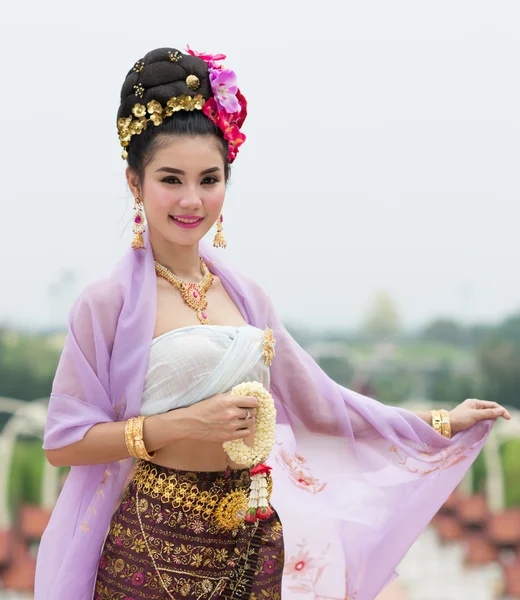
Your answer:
[276,445,327,494]
[285,546,315,577]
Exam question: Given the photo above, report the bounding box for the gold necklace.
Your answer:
[154,257,214,325]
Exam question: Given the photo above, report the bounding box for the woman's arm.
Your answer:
[44,392,259,467]
[260,285,511,438]
[413,411,433,428]
[413,400,511,437]
[44,410,187,467]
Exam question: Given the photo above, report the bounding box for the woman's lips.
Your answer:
[169,215,204,229]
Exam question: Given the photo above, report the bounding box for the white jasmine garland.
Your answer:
[222,381,277,467]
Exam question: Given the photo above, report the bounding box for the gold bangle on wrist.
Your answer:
[130,417,142,459]
[430,410,442,434]
[132,416,156,461]
[429,409,452,439]
[124,416,156,461]
[439,409,452,439]
[124,418,137,458]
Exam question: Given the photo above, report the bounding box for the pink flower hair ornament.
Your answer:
[186,45,247,162]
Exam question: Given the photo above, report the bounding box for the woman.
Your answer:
[35,46,510,600]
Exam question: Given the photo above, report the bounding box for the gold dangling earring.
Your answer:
[213,214,227,249]
[131,196,145,250]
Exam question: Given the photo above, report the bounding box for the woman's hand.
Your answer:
[173,393,258,443]
[449,399,511,435]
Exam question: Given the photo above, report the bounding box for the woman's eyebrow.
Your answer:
[155,166,222,175]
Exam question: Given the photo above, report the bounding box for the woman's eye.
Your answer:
[161,176,219,185]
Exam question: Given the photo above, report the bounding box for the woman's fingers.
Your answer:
[231,426,252,438]
[232,395,259,408]
[238,407,257,418]
[476,407,508,421]
[474,399,499,409]
[231,417,255,431]
[229,408,257,421]
[468,399,511,420]
[229,396,258,420]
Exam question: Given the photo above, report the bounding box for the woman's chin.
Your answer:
[162,229,211,247]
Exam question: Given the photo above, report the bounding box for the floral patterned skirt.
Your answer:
[95,460,284,600]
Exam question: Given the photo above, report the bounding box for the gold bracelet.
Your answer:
[440,409,452,439]
[429,409,452,439]
[430,410,442,434]
[132,416,156,461]
[129,416,142,459]
[124,418,138,458]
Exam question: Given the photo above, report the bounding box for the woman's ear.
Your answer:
[126,167,141,198]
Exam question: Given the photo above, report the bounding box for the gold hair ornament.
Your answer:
[133,84,145,98]
[186,74,200,90]
[118,95,206,160]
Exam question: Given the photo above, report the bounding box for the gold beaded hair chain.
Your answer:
[154,257,214,325]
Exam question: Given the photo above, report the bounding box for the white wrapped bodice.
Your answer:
[141,325,270,416]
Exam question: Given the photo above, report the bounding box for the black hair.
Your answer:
[117,47,230,184]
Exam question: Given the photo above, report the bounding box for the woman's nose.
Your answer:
[179,192,202,209]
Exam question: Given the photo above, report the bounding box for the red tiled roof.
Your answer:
[0,529,13,566]
[503,560,520,598]
[464,532,499,566]
[1,535,35,591]
[440,491,462,514]
[487,509,520,546]
[457,494,489,526]
[434,514,464,543]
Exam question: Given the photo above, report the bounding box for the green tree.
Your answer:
[370,369,414,405]
[427,361,478,407]
[477,340,520,410]
[0,331,60,401]
[317,355,354,386]
[501,439,520,507]
[421,319,464,346]
[363,291,401,340]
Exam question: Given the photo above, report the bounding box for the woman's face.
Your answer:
[127,135,226,248]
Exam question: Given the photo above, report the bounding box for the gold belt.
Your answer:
[132,460,273,532]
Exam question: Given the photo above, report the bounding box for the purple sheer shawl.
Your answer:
[35,231,491,600]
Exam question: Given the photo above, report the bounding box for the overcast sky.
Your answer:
[1,1,519,332]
